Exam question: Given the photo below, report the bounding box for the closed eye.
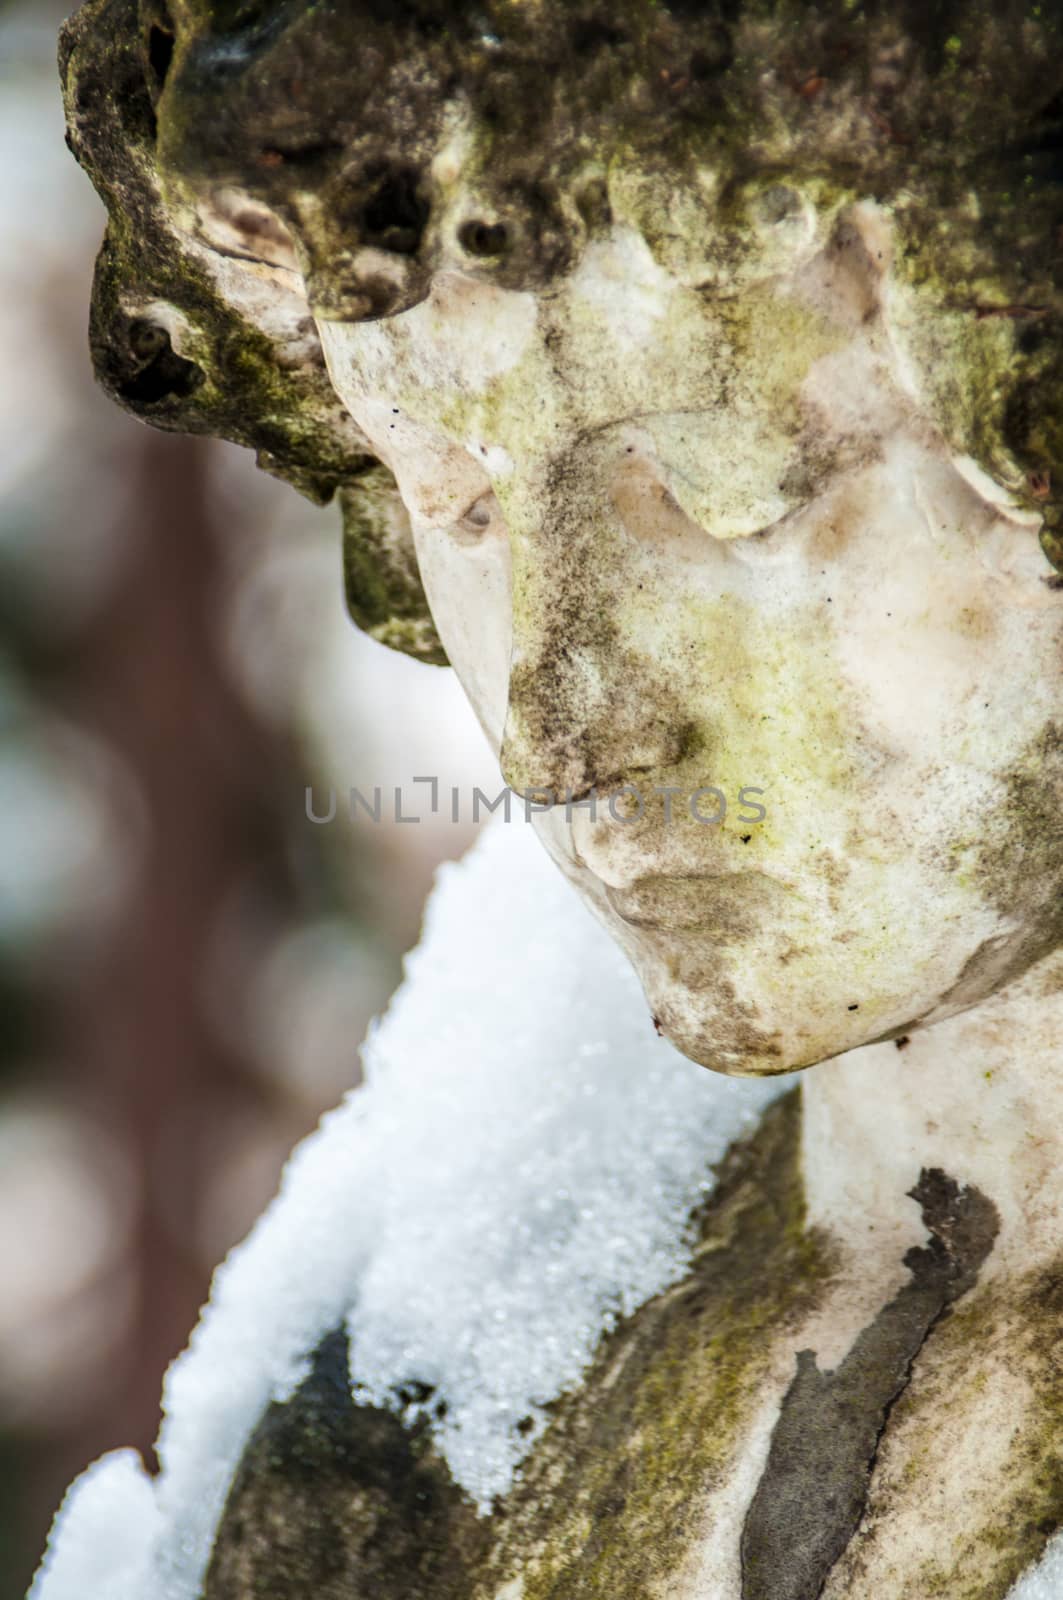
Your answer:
[453,491,504,544]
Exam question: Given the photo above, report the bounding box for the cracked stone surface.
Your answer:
[740,1169,1000,1600]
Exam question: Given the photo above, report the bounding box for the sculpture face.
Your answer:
[317,198,1063,1075]
[58,0,1063,1077]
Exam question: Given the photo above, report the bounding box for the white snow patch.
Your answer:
[32,817,791,1600]
[29,1451,160,1600]
[1010,1536,1063,1600]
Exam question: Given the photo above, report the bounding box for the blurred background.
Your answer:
[0,4,497,1590]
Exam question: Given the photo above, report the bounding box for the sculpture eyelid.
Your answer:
[437,487,505,546]
[456,491,501,532]
[462,496,494,525]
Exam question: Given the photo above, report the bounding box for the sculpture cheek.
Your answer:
[963,724,1063,964]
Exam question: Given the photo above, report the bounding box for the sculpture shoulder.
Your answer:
[204,1086,1063,1600]
[204,1092,824,1599]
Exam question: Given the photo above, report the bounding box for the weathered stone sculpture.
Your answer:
[47,2,1063,1596]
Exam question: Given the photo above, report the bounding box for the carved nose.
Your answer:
[496,441,696,802]
[499,632,691,801]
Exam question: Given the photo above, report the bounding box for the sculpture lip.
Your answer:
[604,870,782,931]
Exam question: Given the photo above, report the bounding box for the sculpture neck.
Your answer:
[801,947,1063,1278]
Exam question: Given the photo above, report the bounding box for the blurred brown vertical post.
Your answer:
[22,429,297,1593]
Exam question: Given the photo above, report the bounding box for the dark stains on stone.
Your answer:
[937,721,1063,1012]
[740,1168,1000,1600]
[204,1326,488,1600]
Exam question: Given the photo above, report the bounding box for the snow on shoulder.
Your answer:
[1011,1537,1063,1600]
[32,816,790,1600]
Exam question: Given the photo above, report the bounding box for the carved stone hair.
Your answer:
[61,0,1063,660]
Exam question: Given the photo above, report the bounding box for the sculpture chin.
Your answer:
[658,1022,811,1079]
[599,902,1062,1079]
[636,977,881,1079]
[642,982,906,1078]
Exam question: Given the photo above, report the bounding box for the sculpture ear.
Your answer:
[1002,329,1063,574]
[340,473,448,665]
